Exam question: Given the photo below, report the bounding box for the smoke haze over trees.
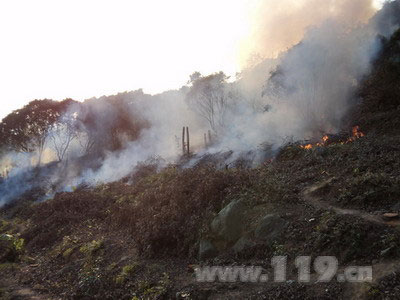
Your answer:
[0,0,399,207]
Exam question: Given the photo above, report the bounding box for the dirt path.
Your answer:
[303,179,400,227]
[303,179,400,299]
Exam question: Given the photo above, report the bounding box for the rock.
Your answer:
[383,212,399,220]
[211,200,245,243]
[198,240,218,260]
[254,215,288,241]
[0,234,17,263]
[232,237,255,254]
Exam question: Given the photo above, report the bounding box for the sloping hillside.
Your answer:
[0,29,400,300]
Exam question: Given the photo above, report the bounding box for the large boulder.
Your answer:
[211,200,245,243]
[254,215,288,242]
[198,239,218,260]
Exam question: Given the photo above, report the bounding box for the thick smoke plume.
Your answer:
[1,0,399,206]
[240,0,377,61]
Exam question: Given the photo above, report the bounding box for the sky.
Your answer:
[0,0,385,120]
[0,0,255,120]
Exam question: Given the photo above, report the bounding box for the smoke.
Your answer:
[240,0,377,62]
[218,0,399,150]
[75,89,207,184]
[0,151,58,206]
[374,0,400,35]
[1,0,400,206]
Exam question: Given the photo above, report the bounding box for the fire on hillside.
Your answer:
[301,126,365,150]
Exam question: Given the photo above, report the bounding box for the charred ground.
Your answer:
[0,30,400,300]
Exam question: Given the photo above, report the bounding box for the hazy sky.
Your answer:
[0,0,255,119]
[0,0,385,120]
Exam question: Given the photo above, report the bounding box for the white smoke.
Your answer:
[75,89,207,184]
[1,0,399,204]
[87,0,398,181]
[0,152,39,206]
[240,0,377,61]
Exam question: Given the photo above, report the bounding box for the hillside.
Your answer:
[0,24,400,300]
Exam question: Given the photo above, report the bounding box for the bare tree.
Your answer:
[48,114,78,162]
[186,72,232,133]
[77,130,96,156]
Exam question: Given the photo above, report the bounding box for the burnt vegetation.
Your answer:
[0,28,400,300]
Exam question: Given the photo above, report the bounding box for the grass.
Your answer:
[336,171,400,209]
[0,26,398,300]
[115,263,138,284]
[80,240,104,256]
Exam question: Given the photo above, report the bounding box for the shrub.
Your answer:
[22,191,109,250]
[336,172,400,209]
[112,166,253,257]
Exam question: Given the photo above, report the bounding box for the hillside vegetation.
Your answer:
[0,30,399,300]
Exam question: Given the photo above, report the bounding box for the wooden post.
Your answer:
[182,126,186,155]
[186,126,190,155]
[204,133,207,148]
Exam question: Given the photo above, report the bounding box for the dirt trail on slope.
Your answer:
[303,179,400,299]
[303,179,400,227]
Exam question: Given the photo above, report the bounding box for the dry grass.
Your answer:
[111,166,253,257]
[21,166,253,257]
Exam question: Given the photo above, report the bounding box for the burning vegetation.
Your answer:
[301,126,366,150]
[0,1,399,208]
[0,1,399,299]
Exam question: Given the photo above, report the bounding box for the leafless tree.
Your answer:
[48,115,78,162]
[186,72,232,133]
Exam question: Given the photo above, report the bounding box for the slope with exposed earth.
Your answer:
[0,27,400,300]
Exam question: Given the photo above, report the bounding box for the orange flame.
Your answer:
[352,126,365,138]
[301,126,364,150]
